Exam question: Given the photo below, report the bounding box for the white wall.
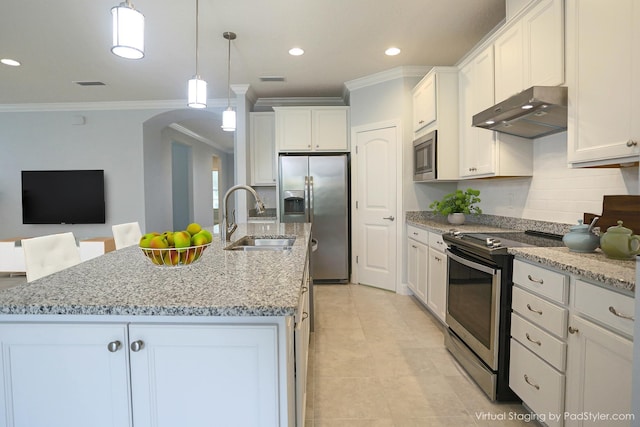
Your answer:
[463,132,639,224]
[0,107,233,239]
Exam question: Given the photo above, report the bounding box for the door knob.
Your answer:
[383,216,395,221]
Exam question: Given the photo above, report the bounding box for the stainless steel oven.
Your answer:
[413,130,436,181]
[443,230,564,402]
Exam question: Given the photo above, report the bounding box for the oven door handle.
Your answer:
[446,249,498,276]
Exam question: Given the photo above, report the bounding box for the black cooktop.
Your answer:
[443,230,564,256]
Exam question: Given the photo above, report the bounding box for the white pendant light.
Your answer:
[188,0,207,108]
[111,1,145,59]
[221,32,237,132]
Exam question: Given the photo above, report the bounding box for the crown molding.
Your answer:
[0,98,233,113]
[344,66,432,92]
[168,123,233,154]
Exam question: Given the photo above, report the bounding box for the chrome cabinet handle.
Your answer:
[526,304,543,315]
[107,340,122,352]
[434,256,442,262]
[608,306,634,321]
[302,312,309,320]
[383,216,395,221]
[413,232,418,235]
[301,286,308,293]
[527,274,544,284]
[568,326,579,334]
[626,140,638,147]
[525,333,541,346]
[130,340,145,352]
[411,245,418,249]
[524,374,540,390]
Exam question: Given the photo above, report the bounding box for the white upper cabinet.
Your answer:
[250,112,276,186]
[275,107,349,152]
[566,0,640,167]
[412,72,437,133]
[495,0,564,103]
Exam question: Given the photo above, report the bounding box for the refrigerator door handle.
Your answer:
[304,176,310,222]
[309,176,314,224]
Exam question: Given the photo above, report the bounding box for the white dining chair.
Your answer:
[112,222,142,250]
[21,232,82,282]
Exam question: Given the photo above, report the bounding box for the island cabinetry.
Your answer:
[564,280,634,427]
[566,0,640,167]
[250,112,276,186]
[509,260,569,427]
[0,321,286,427]
[294,266,311,427]
[275,106,349,152]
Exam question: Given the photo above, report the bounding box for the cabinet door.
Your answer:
[129,324,280,427]
[407,239,428,303]
[494,22,524,103]
[567,0,640,165]
[460,45,496,177]
[312,108,349,151]
[524,0,564,88]
[276,109,312,151]
[412,73,437,133]
[565,315,633,427]
[0,323,131,427]
[427,248,447,324]
[250,112,276,185]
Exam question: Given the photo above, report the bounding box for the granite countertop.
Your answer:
[509,247,635,294]
[406,211,635,295]
[0,223,311,317]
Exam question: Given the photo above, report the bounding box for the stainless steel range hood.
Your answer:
[472,86,568,139]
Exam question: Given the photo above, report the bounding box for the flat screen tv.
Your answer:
[22,170,106,224]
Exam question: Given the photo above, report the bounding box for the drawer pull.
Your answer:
[568,326,579,334]
[526,304,543,315]
[527,274,544,284]
[524,374,540,390]
[413,232,419,235]
[608,306,634,321]
[525,333,541,346]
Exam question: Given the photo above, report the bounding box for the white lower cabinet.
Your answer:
[0,320,293,427]
[510,260,635,427]
[406,225,447,324]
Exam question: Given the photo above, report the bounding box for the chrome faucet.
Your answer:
[221,184,266,242]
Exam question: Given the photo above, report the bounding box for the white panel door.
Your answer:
[0,323,132,427]
[129,323,280,427]
[355,126,397,291]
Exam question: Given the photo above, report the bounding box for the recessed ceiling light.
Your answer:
[289,47,304,56]
[385,47,401,56]
[1,58,21,66]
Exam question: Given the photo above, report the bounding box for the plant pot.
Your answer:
[447,213,466,225]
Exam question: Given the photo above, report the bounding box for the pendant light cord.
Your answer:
[226,35,231,107]
[195,0,200,77]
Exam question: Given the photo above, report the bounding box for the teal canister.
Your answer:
[562,220,600,253]
[600,220,640,260]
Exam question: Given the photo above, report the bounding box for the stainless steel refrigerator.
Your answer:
[279,154,349,283]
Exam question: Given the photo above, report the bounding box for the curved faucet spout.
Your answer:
[221,185,266,242]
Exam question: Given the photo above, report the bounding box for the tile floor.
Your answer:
[308,283,535,427]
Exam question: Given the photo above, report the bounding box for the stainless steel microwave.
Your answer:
[413,130,437,181]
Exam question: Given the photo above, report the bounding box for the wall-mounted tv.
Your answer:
[22,170,106,224]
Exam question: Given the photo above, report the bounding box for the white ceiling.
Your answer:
[0,0,505,149]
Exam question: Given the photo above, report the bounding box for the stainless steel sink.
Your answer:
[224,236,296,251]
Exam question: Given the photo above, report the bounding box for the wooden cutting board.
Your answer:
[584,195,640,234]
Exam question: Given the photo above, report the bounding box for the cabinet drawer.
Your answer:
[407,225,429,245]
[511,313,566,372]
[512,286,568,338]
[573,280,635,337]
[428,232,447,251]
[509,339,564,427]
[513,259,568,303]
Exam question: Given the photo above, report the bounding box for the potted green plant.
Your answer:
[429,188,482,225]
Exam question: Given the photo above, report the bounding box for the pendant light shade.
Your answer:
[222,32,237,132]
[188,0,207,108]
[221,107,236,132]
[188,76,207,108]
[111,1,145,59]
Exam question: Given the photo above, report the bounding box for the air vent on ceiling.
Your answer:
[259,76,285,82]
[73,81,106,86]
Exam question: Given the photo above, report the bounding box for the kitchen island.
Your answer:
[0,222,312,427]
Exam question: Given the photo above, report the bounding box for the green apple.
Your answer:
[191,232,209,246]
[186,222,202,236]
[173,231,192,249]
[197,229,213,244]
